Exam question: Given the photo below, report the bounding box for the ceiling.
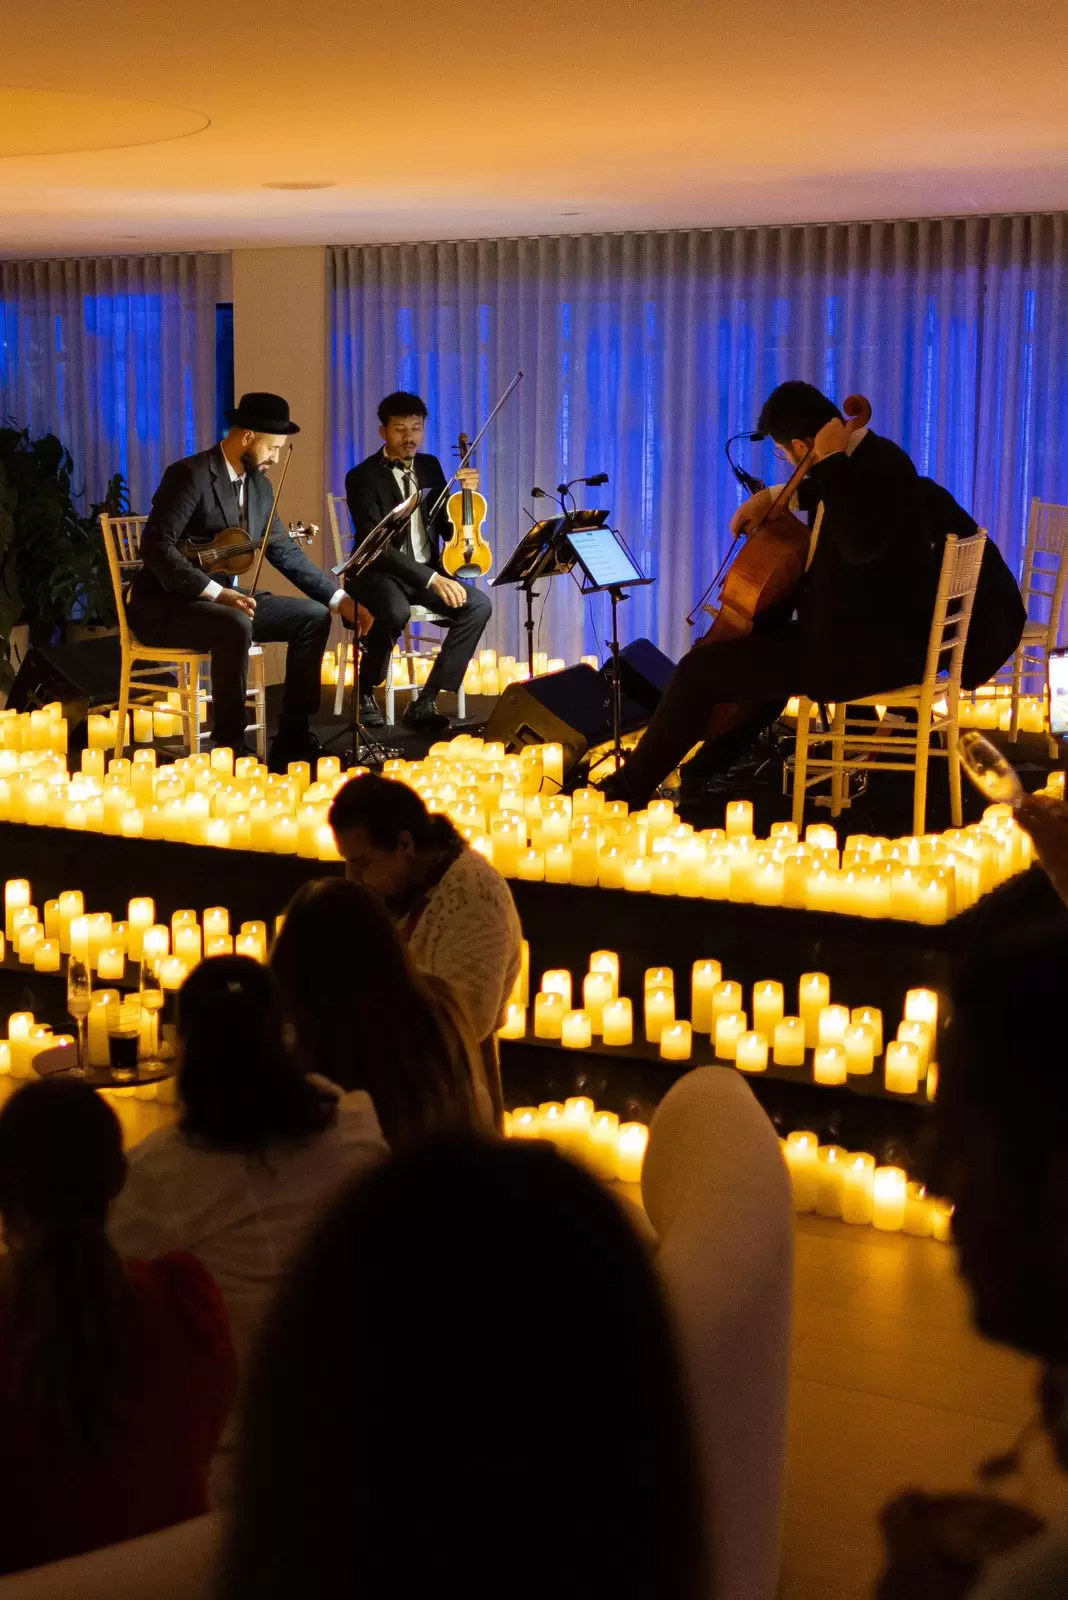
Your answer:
[2,0,1068,257]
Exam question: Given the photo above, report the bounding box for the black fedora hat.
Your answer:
[226,391,301,435]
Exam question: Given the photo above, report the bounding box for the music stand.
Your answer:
[561,522,652,776]
[325,488,425,768]
[493,511,608,680]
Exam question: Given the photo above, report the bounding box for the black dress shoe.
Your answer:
[267,730,323,775]
[402,693,450,734]
[359,693,386,728]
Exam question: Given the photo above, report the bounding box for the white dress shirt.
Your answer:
[387,453,433,567]
[201,447,346,611]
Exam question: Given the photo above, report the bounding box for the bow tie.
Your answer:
[387,458,415,475]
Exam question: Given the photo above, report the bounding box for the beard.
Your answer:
[240,448,268,476]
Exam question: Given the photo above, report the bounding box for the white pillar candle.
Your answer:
[644,966,674,994]
[784,1131,820,1211]
[96,946,125,982]
[33,938,60,973]
[587,1111,620,1179]
[896,1019,933,1073]
[903,1182,935,1237]
[87,991,120,1068]
[616,1122,648,1184]
[711,979,742,1027]
[589,950,620,992]
[582,972,614,1034]
[725,799,753,838]
[173,926,203,968]
[644,986,675,1044]
[544,843,572,883]
[817,1004,850,1047]
[537,1102,566,1145]
[16,923,43,963]
[126,897,155,961]
[714,1010,747,1061]
[799,972,830,1047]
[773,1016,806,1066]
[171,908,197,943]
[497,1003,526,1039]
[904,988,939,1028]
[141,925,169,973]
[841,1153,876,1225]
[813,1044,847,1085]
[660,1021,692,1062]
[885,1040,921,1095]
[43,899,60,940]
[815,1146,847,1217]
[559,1097,595,1158]
[872,1166,908,1232]
[690,960,723,1032]
[57,890,84,955]
[533,992,566,1039]
[4,879,30,941]
[752,980,784,1039]
[735,1031,769,1073]
[509,1107,540,1140]
[844,1022,876,1076]
[540,969,572,1009]
[602,998,633,1046]
[932,1200,954,1243]
[561,1010,592,1050]
[570,834,600,886]
[205,935,234,959]
[851,1006,883,1055]
[202,906,230,942]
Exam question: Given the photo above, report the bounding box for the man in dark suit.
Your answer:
[605,380,938,806]
[128,392,360,769]
[344,391,492,733]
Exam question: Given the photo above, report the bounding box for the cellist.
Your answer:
[603,380,937,807]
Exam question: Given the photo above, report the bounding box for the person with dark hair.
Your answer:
[605,379,937,806]
[108,956,386,1366]
[0,1079,235,1574]
[328,772,521,1119]
[222,1133,706,1600]
[271,878,491,1142]
[343,389,493,732]
[128,392,364,770]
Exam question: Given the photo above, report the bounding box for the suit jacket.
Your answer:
[794,430,937,697]
[344,450,450,593]
[129,446,336,608]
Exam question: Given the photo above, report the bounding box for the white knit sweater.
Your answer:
[407,846,522,1043]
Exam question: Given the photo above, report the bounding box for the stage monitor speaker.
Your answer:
[615,637,676,713]
[6,636,124,734]
[482,664,648,776]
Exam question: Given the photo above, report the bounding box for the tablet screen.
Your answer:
[566,526,644,588]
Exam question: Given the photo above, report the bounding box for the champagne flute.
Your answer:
[66,957,91,1076]
[958,731,1025,808]
[139,964,164,1061]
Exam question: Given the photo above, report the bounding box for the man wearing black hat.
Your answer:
[128,392,360,769]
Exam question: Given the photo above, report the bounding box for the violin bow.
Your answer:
[248,443,296,592]
[422,369,523,529]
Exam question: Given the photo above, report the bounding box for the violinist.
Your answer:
[344,391,492,734]
[128,393,360,770]
[604,381,937,807]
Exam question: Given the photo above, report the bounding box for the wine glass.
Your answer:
[66,957,91,1077]
[959,731,1025,808]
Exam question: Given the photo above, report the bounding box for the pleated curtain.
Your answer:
[329,217,1068,664]
[0,252,226,519]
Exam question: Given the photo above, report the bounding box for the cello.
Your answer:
[441,432,493,579]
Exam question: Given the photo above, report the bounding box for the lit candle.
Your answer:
[126,897,155,961]
[589,950,620,992]
[710,979,742,1027]
[714,1010,747,1061]
[561,1009,592,1050]
[885,1040,921,1095]
[773,1016,806,1066]
[515,848,545,882]
[602,998,633,1046]
[16,922,43,963]
[660,1020,692,1062]
[851,1006,884,1055]
[932,1200,954,1243]
[690,959,723,1032]
[799,972,830,1047]
[174,925,203,968]
[897,1019,933,1073]
[872,1166,908,1232]
[141,924,169,974]
[582,972,614,1034]
[88,990,121,1068]
[622,857,653,893]
[815,1145,847,1217]
[616,1122,649,1183]
[537,1102,566,1146]
[544,843,572,884]
[784,1130,820,1211]
[587,1111,620,1179]
[840,1153,876,1225]
[6,1013,34,1078]
[903,1182,935,1237]
[68,914,91,965]
[4,879,29,941]
[540,969,572,1009]
[97,945,125,982]
[132,707,154,744]
[33,938,60,973]
[813,1044,847,1085]
[559,1096,595,1158]
[735,1031,769,1073]
[725,799,753,838]
[204,935,234,959]
[644,986,675,1044]
[817,1004,850,1047]
[644,966,675,993]
[534,992,566,1040]
[43,899,60,940]
[904,988,939,1028]
[509,1107,540,1140]
[752,980,784,1038]
[844,1022,876,1076]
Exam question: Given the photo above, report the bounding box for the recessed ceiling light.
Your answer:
[557,210,582,216]
[262,180,336,191]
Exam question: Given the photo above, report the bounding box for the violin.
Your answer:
[179,521,317,577]
[442,432,493,579]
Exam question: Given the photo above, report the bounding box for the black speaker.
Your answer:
[615,637,676,713]
[482,664,648,776]
[7,636,125,733]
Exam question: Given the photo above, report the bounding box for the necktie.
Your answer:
[235,476,247,529]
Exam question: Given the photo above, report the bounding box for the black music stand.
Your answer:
[493,510,609,681]
[561,522,652,776]
[325,488,426,768]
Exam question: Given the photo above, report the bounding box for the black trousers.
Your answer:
[127,590,331,748]
[350,570,492,695]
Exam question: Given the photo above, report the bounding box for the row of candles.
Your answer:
[321,644,596,699]
[499,949,939,1095]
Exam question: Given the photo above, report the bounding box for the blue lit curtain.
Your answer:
[330,219,1068,665]
[0,252,226,517]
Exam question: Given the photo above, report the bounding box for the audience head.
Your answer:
[758,380,843,455]
[271,878,477,1146]
[329,772,456,906]
[377,390,428,460]
[933,928,1068,1372]
[177,955,336,1155]
[225,1134,704,1600]
[0,1080,130,1453]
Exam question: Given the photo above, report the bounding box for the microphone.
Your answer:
[531,487,548,498]
[585,472,609,486]
[725,430,766,498]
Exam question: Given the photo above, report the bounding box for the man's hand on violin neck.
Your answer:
[455,468,480,491]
